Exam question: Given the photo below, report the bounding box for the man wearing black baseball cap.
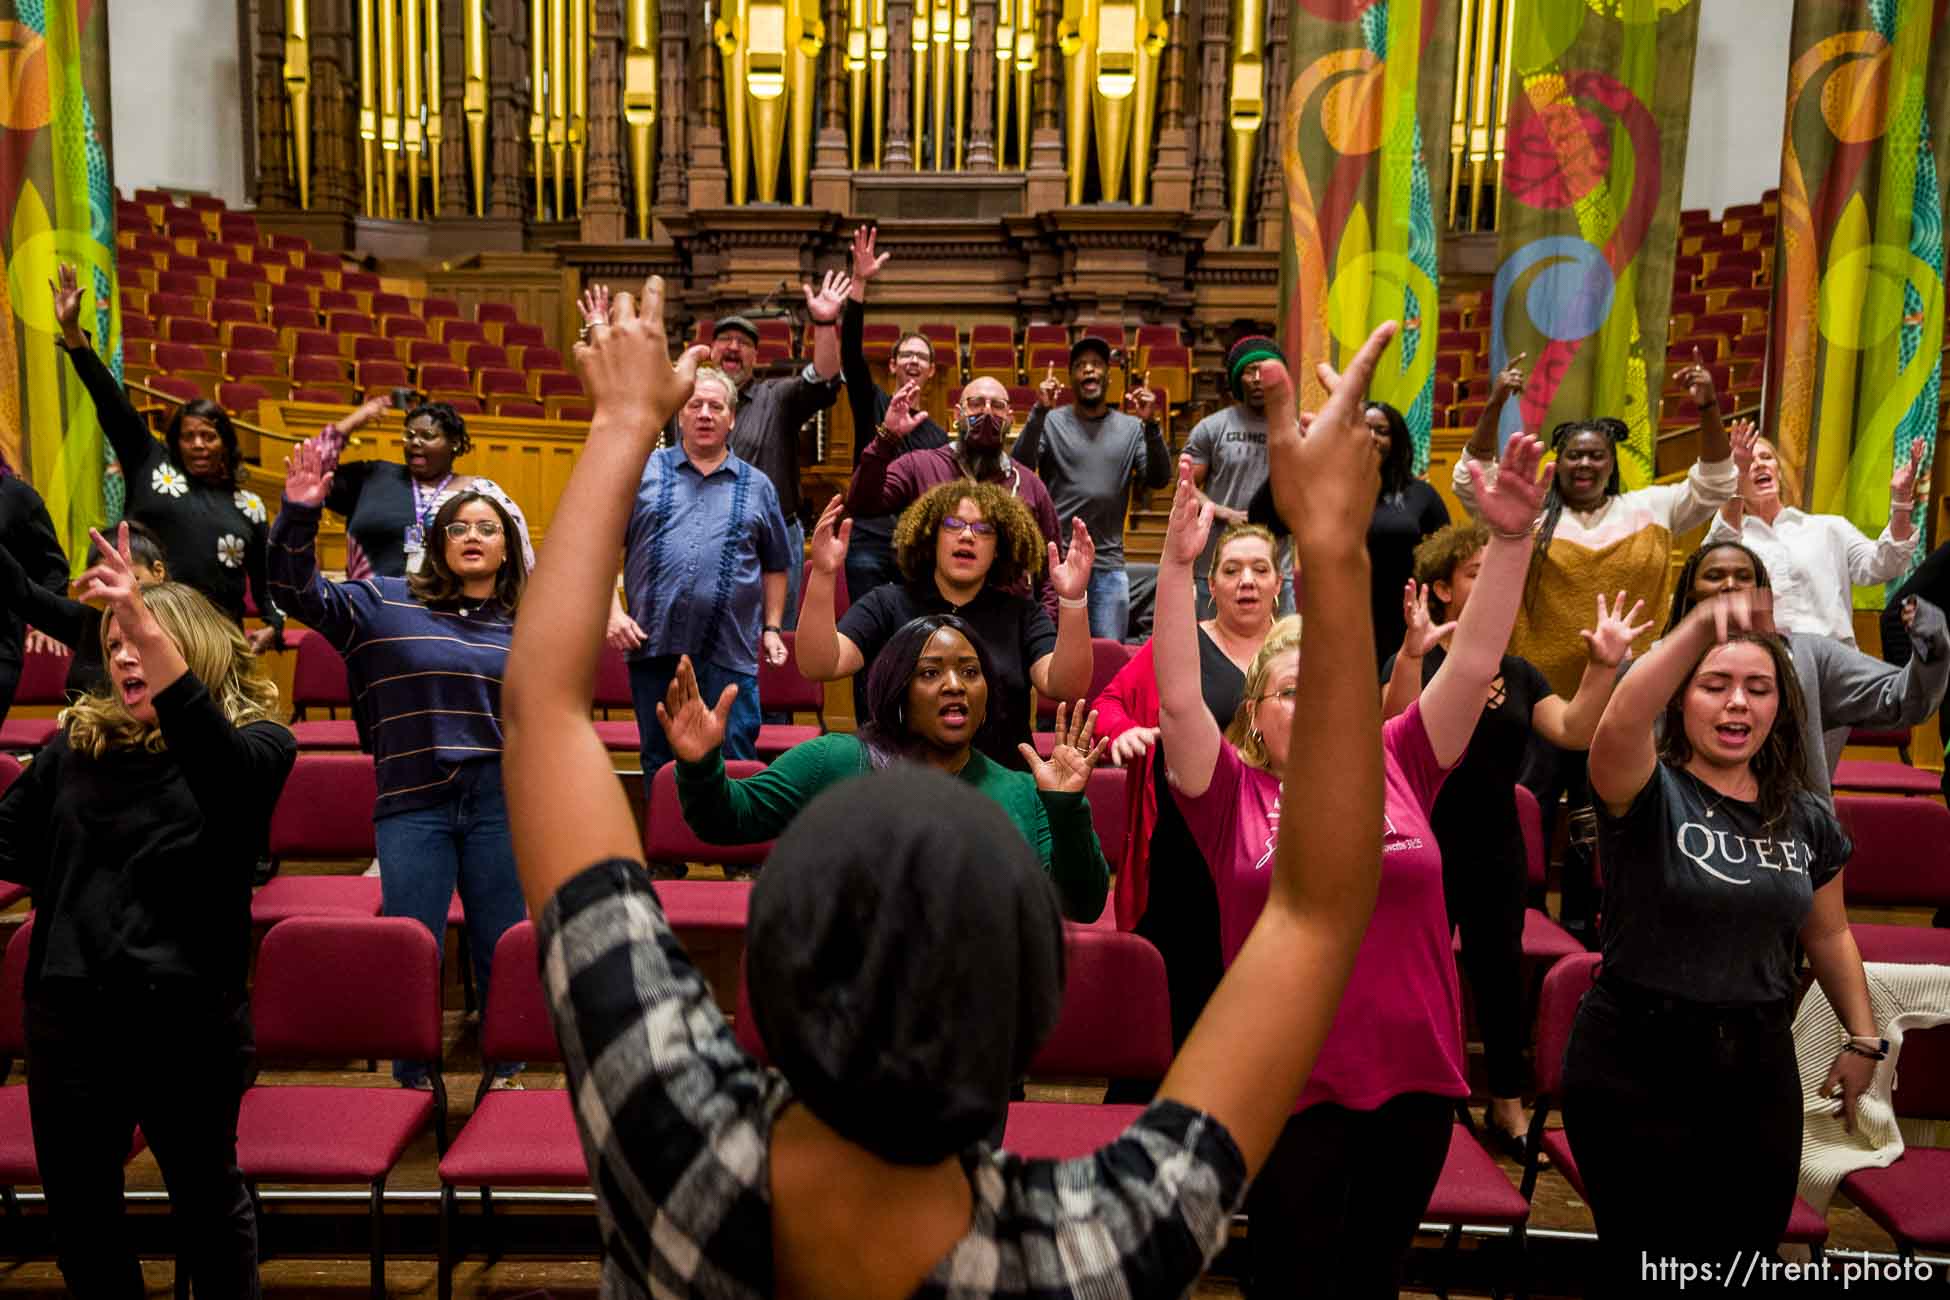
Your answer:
[1012,333,1170,640]
[1181,332,1295,615]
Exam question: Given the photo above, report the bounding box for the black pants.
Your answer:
[843,537,903,722]
[1247,1091,1453,1299]
[1443,844,1530,1099]
[1520,738,1600,942]
[26,980,260,1299]
[0,655,18,731]
[1560,977,1799,1298]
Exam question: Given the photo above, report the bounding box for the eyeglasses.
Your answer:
[894,349,933,364]
[939,517,996,537]
[1258,686,1298,704]
[444,520,504,541]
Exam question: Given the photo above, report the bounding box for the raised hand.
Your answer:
[77,524,144,621]
[577,283,612,330]
[1038,363,1063,409]
[1400,581,1457,659]
[1492,353,1527,401]
[1580,590,1651,668]
[1674,346,1717,409]
[49,263,84,345]
[1108,724,1159,767]
[1124,373,1158,421]
[1047,517,1095,602]
[808,493,853,576]
[850,225,890,283]
[1892,439,1925,505]
[655,655,735,764]
[1268,322,1396,547]
[1728,416,1759,478]
[574,275,710,432]
[1163,453,1215,567]
[882,380,925,437]
[282,439,336,509]
[1693,586,1775,644]
[1469,433,1546,540]
[1020,701,1108,794]
[803,269,852,325]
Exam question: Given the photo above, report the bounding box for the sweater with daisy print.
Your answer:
[61,341,282,631]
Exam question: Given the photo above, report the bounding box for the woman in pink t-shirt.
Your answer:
[1158,432,1547,1298]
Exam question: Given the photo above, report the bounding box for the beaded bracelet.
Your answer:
[1840,1034,1889,1061]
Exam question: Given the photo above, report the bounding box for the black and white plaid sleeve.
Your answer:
[919,1101,1247,1298]
[538,859,794,1299]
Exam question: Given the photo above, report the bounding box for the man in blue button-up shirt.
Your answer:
[608,366,791,790]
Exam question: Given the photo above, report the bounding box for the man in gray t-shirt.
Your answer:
[1012,335,1170,639]
[1184,334,1293,616]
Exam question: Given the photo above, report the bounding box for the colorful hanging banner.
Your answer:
[0,0,118,569]
[1277,0,1461,473]
[1769,0,1947,595]
[1486,0,1699,488]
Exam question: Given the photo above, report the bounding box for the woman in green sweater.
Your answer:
[662,611,1111,921]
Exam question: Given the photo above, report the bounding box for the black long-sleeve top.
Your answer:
[59,341,282,631]
[0,474,70,674]
[0,672,295,997]
[840,299,951,551]
[0,542,99,696]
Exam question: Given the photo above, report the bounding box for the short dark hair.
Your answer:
[893,331,933,359]
[1664,540,1773,636]
[407,490,526,611]
[93,519,167,573]
[166,399,245,489]
[858,613,999,764]
[1367,402,1414,497]
[404,401,473,458]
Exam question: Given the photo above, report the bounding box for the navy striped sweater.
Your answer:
[269,501,513,815]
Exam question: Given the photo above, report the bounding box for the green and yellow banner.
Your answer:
[1769,0,1947,593]
[0,0,118,568]
[1278,0,1461,473]
[1486,0,1699,489]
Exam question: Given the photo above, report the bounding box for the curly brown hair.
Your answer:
[892,478,1045,590]
[1412,522,1490,619]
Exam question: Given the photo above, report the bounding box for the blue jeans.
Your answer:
[373,759,527,1086]
[782,517,805,632]
[630,654,761,798]
[1087,567,1132,641]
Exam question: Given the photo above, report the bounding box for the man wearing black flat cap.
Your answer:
[1012,334,1170,641]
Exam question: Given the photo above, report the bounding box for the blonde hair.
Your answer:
[1224,614,1302,771]
[1208,521,1279,583]
[1753,437,1798,509]
[689,366,740,415]
[62,583,286,759]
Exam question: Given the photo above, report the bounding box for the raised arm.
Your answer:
[52,263,159,475]
[266,443,372,650]
[843,388,924,516]
[503,277,710,916]
[1381,582,1455,721]
[792,494,866,680]
[800,269,849,386]
[1015,701,1112,922]
[1154,323,1394,1179]
[1466,353,1526,461]
[1152,455,1224,798]
[1029,517,1094,704]
[1587,589,1767,813]
[1529,593,1648,750]
[1133,384,1172,490]
[1817,598,1950,731]
[1418,436,1545,767]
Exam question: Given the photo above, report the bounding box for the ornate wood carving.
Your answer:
[306,0,358,216]
[489,0,530,217]
[966,0,996,171]
[254,0,296,208]
[686,0,729,206]
[657,0,691,208]
[1190,0,1228,227]
[884,0,914,171]
[583,0,628,239]
[1252,0,1285,246]
[438,0,468,217]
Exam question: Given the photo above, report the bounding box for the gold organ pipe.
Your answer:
[1225,0,1265,243]
[930,0,951,168]
[402,0,424,220]
[847,0,870,167]
[623,0,659,238]
[464,0,488,216]
[1446,0,1475,228]
[788,0,822,202]
[747,0,789,201]
[911,2,929,171]
[1491,0,1515,229]
[283,0,312,209]
[1465,0,1496,230]
[994,0,1013,165]
[426,0,443,216]
[1013,19,1034,173]
[1057,0,1090,203]
[1093,0,1137,202]
[358,0,377,214]
[378,0,401,217]
[570,0,589,209]
[952,0,971,169]
[530,0,548,214]
[869,0,888,168]
[548,0,569,218]
[1127,0,1165,203]
[714,0,753,205]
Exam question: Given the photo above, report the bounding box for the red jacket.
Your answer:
[1091,638,1166,931]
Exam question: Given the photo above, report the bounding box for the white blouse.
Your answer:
[1704,506,1915,645]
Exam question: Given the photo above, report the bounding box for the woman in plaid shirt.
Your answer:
[498,278,1400,1299]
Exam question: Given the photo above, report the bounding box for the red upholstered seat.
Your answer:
[1833,759,1941,796]
[436,1089,587,1185]
[0,718,59,751]
[654,879,754,932]
[755,723,821,759]
[1038,637,1133,724]
[1086,765,1126,869]
[1424,1122,1530,1227]
[1847,923,1950,965]
[266,751,378,862]
[251,876,382,926]
[1002,1100,1145,1159]
[500,322,546,348]
[644,760,772,869]
[592,719,640,751]
[0,1088,39,1182]
[237,1086,433,1180]
[1841,1150,1950,1252]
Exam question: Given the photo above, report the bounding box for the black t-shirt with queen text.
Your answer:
[1596,763,1851,1006]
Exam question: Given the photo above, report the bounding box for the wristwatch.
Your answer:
[763,624,784,634]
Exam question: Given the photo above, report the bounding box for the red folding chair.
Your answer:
[1833,797,1950,964]
[1838,1026,1950,1261]
[253,753,383,926]
[288,630,358,748]
[644,760,773,876]
[756,630,825,759]
[1515,785,1582,962]
[0,649,73,751]
[236,915,445,1297]
[1037,637,1134,730]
